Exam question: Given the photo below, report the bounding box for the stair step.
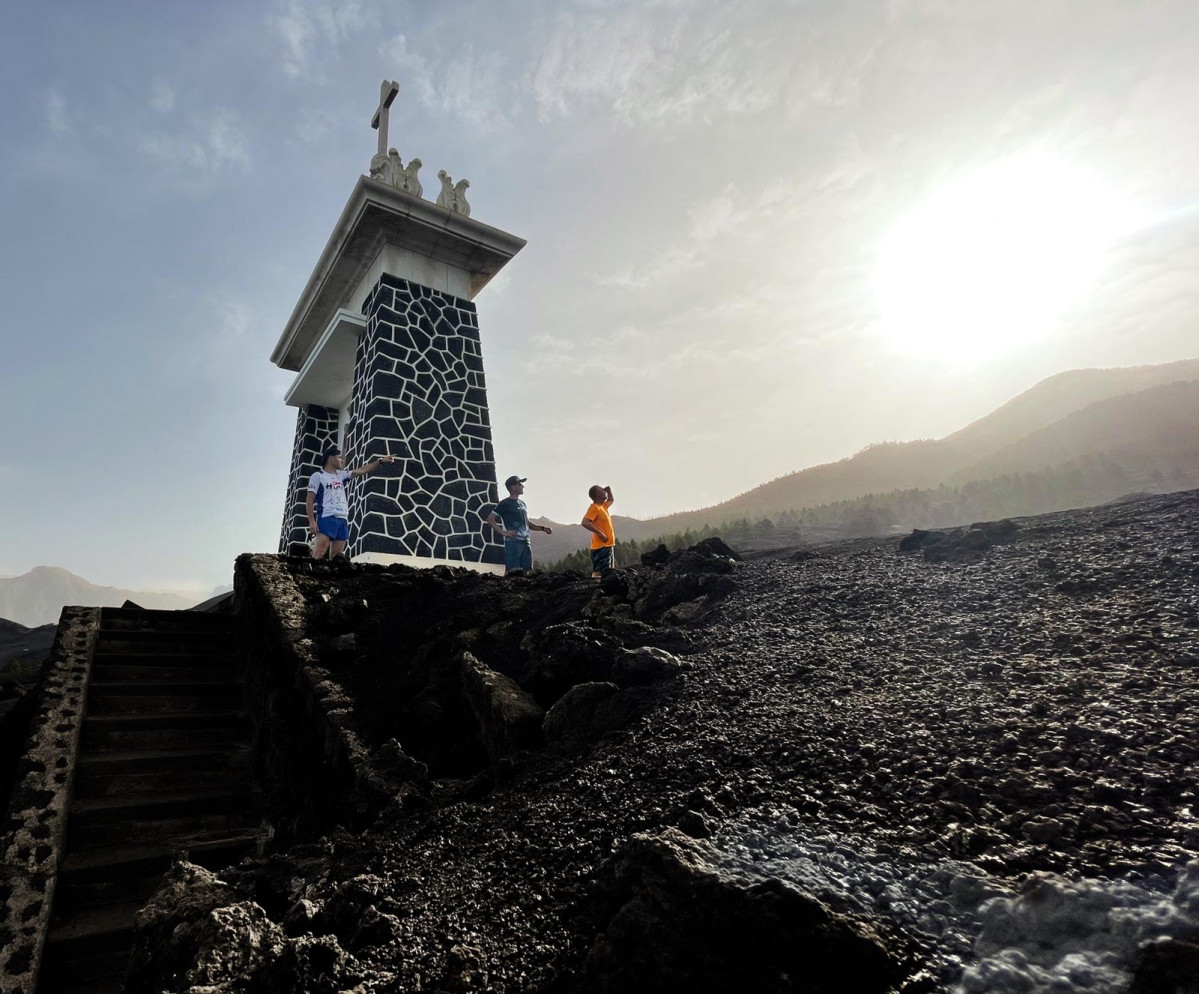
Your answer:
[77,745,252,776]
[36,948,128,993]
[55,832,262,911]
[60,830,263,882]
[93,662,240,682]
[101,617,229,635]
[82,710,251,750]
[43,899,142,960]
[72,786,263,824]
[91,650,239,666]
[74,766,255,799]
[89,681,243,696]
[67,789,263,847]
[98,628,232,648]
[86,684,243,715]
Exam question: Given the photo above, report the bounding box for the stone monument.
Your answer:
[272,79,524,571]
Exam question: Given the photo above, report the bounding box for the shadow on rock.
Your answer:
[585,828,905,994]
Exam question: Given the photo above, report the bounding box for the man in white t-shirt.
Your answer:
[306,446,395,560]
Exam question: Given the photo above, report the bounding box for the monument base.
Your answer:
[351,551,506,576]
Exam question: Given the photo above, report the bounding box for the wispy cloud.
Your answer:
[140,109,251,174]
[529,4,799,128]
[149,79,175,114]
[271,0,378,80]
[45,88,68,135]
[384,33,514,133]
[293,107,338,145]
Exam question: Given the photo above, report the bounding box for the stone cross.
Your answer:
[371,79,400,158]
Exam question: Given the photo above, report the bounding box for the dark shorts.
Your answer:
[504,538,533,573]
[317,516,350,542]
[591,545,614,574]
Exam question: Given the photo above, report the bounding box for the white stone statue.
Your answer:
[397,157,423,198]
[369,151,389,183]
[436,169,454,208]
[437,170,471,216]
[386,148,402,186]
[452,178,471,218]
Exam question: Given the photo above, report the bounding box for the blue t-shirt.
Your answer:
[492,497,529,540]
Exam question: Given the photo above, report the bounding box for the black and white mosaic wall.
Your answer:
[344,274,504,564]
[278,404,339,556]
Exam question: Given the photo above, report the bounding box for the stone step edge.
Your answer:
[71,786,263,821]
[76,745,252,771]
[88,681,244,696]
[58,830,263,882]
[82,709,249,729]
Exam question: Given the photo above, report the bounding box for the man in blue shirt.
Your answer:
[486,475,553,576]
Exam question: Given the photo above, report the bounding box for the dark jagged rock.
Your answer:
[612,646,686,686]
[585,828,900,994]
[689,536,743,562]
[900,519,1021,563]
[1127,936,1199,994]
[899,528,949,551]
[599,569,631,597]
[456,650,544,761]
[542,682,655,748]
[519,622,621,704]
[641,543,672,566]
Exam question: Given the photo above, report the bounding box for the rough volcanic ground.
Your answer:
[129,491,1199,994]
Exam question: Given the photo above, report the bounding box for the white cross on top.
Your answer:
[371,79,400,157]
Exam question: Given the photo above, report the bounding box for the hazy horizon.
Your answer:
[3,1,1198,592]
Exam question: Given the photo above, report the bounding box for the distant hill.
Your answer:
[0,567,196,628]
[530,357,1199,564]
[955,379,1199,483]
[628,357,1199,537]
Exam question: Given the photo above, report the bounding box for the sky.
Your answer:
[1,0,1197,594]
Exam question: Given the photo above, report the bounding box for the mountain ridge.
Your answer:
[528,357,1199,563]
[0,567,197,628]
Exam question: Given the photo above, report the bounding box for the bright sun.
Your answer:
[873,153,1137,358]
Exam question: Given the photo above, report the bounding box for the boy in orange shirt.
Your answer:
[581,484,616,577]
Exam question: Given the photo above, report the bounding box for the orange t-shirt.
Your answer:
[584,501,615,549]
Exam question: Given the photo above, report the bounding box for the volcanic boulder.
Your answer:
[585,828,900,994]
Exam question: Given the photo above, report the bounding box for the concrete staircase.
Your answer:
[38,607,265,994]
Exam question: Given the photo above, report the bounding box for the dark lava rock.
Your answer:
[599,569,631,598]
[899,529,949,552]
[1127,935,1199,994]
[611,646,686,686]
[690,537,743,561]
[456,650,544,761]
[585,828,901,994]
[543,681,655,748]
[641,543,672,566]
[125,862,284,994]
[901,519,1020,563]
[543,681,619,744]
[519,622,620,703]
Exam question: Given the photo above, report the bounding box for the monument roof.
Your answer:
[271,175,526,372]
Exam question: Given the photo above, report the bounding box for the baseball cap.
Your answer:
[504,475,527,488]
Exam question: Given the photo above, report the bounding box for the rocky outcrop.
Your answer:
[455,650,544,761]
[899,519,1021,562]
[586,828,900,993]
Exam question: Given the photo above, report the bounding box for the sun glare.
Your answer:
[873,154,1138,358]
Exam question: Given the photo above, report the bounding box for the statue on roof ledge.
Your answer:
[370,148,424,200]
[436,170,471,218]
